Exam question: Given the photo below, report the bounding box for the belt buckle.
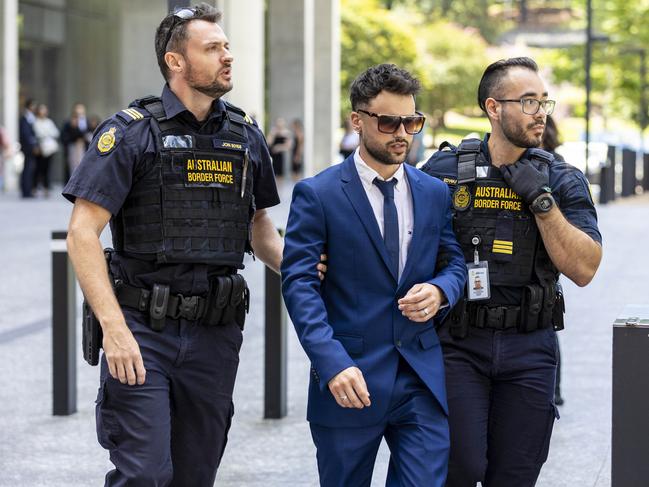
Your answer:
[176,294,199,321]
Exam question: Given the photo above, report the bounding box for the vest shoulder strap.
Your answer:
[456,137,481,184]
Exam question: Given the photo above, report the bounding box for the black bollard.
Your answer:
[599,146,616,204]
[264,264,287,419]
[51,231,77,416]
[621,149,636,197]
[643,153,649,192]
[612,305,649,486]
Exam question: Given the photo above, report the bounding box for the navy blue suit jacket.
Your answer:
[281,156,466,428]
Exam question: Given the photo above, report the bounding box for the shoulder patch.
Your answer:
[96,126,122,156]
[116,108,145,124]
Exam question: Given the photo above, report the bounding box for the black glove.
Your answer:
[499,158,551,204]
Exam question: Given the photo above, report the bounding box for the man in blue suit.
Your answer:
[281,64,467,487]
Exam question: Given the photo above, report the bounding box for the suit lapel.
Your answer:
[398,165,427,290]
[340,157,398,282]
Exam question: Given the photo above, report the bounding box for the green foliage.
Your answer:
[340,0,490,125]
[340,0,420,118]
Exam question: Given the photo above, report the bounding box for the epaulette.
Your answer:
[115,107,148,125]
[224,101,254,125]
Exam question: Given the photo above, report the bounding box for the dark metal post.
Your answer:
[612,305,649,486]
[621,149,636,197]
[584,0,593,179]
[600,145,616,204]
[643,152,649,191]
[52,231,77,416]
[264,264,287,419]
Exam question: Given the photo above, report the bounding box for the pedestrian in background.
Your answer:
[32,103,59,197]
[542,114,565,406]
[19,99,38,198]
[291,118,304,180]
[339,118,359,159]
[267,117,292,177]
[61,103,90,181]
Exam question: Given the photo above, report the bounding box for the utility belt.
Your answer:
[114,275,249,332]
[448,283,565,339]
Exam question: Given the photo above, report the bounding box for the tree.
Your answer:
[340,0,420,119]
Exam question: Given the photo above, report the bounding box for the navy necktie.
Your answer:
[373,177,399,277]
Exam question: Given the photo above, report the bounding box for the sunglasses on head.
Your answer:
[163,7,198,51]
[356,109,425,135]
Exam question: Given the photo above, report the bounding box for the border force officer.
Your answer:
[63,4,283,485]
[421,57,602,486]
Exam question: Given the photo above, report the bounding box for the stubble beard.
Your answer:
[186,63,233,99]
[501,112,543,149]
[361,132,410,166]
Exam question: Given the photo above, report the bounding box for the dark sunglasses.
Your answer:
[163,7,198,51]
[356,109,425,135]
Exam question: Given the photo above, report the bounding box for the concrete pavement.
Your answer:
[0,180,646,486]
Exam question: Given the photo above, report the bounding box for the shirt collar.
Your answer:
[161,84,227,122]
[353,148,407,192]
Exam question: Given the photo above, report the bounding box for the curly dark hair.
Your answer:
[154,3,222,81]
[477,57,538,113]
[350,64,420,110]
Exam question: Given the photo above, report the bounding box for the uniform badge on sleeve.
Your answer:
[97,127,119,155]
[453,185,471,211]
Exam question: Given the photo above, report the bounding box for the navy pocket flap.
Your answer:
[418,328,440,350]
[335,334,364,356]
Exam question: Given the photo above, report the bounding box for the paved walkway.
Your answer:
[0,181,646,486]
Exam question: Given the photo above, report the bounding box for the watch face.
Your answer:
[533,194,554,213]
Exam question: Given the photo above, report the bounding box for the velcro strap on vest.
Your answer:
[457,138,481,184]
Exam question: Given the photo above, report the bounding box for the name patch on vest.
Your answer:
[184,156,236,188]
[473,185,523,211]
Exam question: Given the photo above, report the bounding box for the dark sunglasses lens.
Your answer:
[403,116,424,134]
[377,115,402,134]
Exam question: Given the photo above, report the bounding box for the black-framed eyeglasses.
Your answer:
[494,98,556,115]
[356,109,426,134]
[163,7,198,52]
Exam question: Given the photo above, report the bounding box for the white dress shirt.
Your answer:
[354,149,414,279]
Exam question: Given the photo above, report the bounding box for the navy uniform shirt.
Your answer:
[421,134,602,305]
[63,85,280,296]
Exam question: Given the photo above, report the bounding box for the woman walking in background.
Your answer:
[32,103,59,197]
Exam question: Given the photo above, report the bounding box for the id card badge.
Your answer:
[467,261,491,301]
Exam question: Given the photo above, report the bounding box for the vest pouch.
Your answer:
[520,284,543,332]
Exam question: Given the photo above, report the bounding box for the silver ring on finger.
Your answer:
[423,307,430,316]
[340,395,348,401]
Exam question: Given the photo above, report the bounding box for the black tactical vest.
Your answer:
[450,138,557,288]
[112,96,255,268]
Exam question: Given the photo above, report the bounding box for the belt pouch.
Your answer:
[520,284,543,332]
[552,282,565,331]
[201,276,232,326]
[449,300,469,339]
[149,284,170,331]
[538,282,555,329]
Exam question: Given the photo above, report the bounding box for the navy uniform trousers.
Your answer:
[438,324,560,487]
[96,307,242,487]
[310,358,449,487]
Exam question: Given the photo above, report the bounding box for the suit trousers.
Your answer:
[310,358,449,487]
[438,324,560,487]
[96,308,242,487]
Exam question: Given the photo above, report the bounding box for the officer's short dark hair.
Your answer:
[350,64,420,110]
[155,3,222,81]
[477,57,538,113]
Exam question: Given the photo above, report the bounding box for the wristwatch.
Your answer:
[530,190,555,214]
